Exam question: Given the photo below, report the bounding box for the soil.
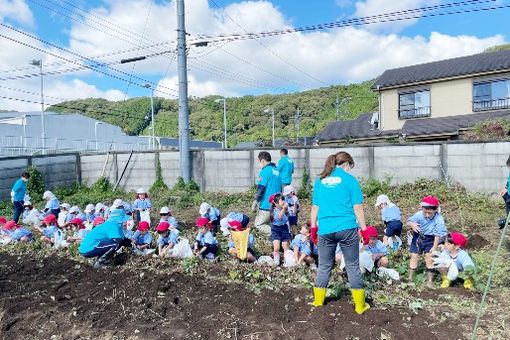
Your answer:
[0,254,459,340]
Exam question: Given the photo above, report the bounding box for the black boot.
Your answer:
[498,217,506,230]
[93,247,117,269]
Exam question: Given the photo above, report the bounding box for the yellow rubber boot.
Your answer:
[312,287,326,307]
[440,275,451,289]
[464,278,474,290]
[351,289,370,315]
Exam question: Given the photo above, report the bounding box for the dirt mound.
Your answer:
[0,254,455,339]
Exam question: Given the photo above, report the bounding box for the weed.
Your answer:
[182,256,199,275]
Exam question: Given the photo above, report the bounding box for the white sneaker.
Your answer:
[273,252,280,266]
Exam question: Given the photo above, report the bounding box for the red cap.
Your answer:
[195,217,211,228]
[70,218,85,229]
[92,216,105,226]
[268,193,277,204]
[137,221,150,231]
[3,220,17,230]
[43,214,57,225]
[0,216,7,224]
[449,232,468,248]
[360,226,378,245]
[156,221,170,232]
[228,220,243,232]
[420,195,440,208]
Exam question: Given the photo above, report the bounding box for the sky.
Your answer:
[0,0,509,111]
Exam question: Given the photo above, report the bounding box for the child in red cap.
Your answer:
[434,232,475,290]
[130,221,155,256]
[66,218,88,245]
[37,214,63,246]
[360,226,389,268]
[1,221,33,245]
[194,217,219,260]
[227,220,256,262]
[156,221,179,258]
[0,216,12,240]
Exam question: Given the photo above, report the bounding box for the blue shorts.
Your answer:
[288,215,298,226]
[384,220,403,237]
[409,233,435,254]
[271,224,291,242]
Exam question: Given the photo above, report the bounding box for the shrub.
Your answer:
[149,152,169,196]
[26,166,45,202]
[298,167,312,199]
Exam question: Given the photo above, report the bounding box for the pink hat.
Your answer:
[92,216,105,226]
[137,221,150,231]
[228,220,243,232]
[449,232,468,248]
[0,216,7,224]
[360,226,378,245]
[156,221,170,232]
[43,214,57,225]
[420,195,440,208]
[3,220,17,230]
[195,217,211,228]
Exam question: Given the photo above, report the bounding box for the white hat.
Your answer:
[136,188,146,194]
[282,185,295,196]
[199,202,211,215]
[60,203,71,210]
[42,190,53,200]
[220,217,229,230]
[24,201,32,206]
[375,194,390,207]
[95,203,105,211]
[159,206,171,214]
[112,199,124,209]
[84,204,95,213]
[69,206,80,214]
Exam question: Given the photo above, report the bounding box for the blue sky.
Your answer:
[0,0,509,111]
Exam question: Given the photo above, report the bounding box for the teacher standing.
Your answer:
[11,172,30,223]
[310,151,369,315]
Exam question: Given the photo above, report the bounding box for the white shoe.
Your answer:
[273,252,280,266]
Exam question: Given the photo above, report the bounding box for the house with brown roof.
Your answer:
[317,49,510,145]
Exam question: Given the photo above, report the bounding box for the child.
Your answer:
[199,202,221,233]
[95,203,108,219]
[375,194,403,250]
[220,212,250,236]
[498,155,510,229]
[66,206,85,223]
[283,185,300,237]
[58,203,71,227]
[291,224,317,269]
[66,218,88,244]
[38,214,63,246]
[407,195,448,286]
[2,221,33,245]
[270,193,291,265]
[159,206,179,229]
[133,188,152,222]
[22,201,41,228]
[42,191,60,217]
[436,232,475,290]
[84,204,96,223]
[131,221,155,256]
[227,220,256,262]
[194,217,219,260]
[156,221,179,258]
[1,218,14,241]
[361,226,389,268]
[92,216,105,228]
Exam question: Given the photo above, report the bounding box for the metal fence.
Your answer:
[0,135,151,157]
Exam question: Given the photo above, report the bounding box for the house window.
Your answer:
[473,79,510,112]
[398,90,431,119]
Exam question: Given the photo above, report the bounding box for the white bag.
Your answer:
[377,267,400,281]
[172,238,193,259]
[256,256,275,266]
[53,229,68,249]
[447,262,459,281]
[359,251,375,273]
[283,249,297,267]
[140,210,151,223]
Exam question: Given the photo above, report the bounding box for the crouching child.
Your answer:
[2,220,33,245]
[194,217,219,260]
[38,214,63,246]
[156,221,179,258]
[361,226,389,268]
[435,232,475,290]
[227,220,256,262]
[131,221,155,256]
[291,224,317,269]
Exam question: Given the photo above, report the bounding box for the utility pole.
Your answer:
[295,107,300,144]
[31,59,45,152]
[177,0,190,182]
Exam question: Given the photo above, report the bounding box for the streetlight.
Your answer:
[30,59,45,152]
[144,83,155,150]
[214,98,227,148]
[264,107,275,147]
[94,121,103,151]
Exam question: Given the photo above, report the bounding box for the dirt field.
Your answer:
[0,252,468,340]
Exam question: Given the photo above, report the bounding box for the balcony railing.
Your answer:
[398,106,431,119]
[473,97,510,112]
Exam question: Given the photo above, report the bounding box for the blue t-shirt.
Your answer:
[441,249,475,271]
[43,225,61,239]
[12,178,27,202]
[73,229,88,240]
[79,211,127,254]
[257,164,282,210]
[312,167,364,235]
[124,229,134,239]
[1,229,13,237]
[228,234,255,249]
[45,198,60,211]
[10,227,33,241]
[382,204,401,222]
[132,230,152,245]
[84,213,95,223]
[133,198,152,210]
[195,231,217,246]
[277,156,294,185]
[158,230,179,246]
[202,207,221,222]
[272,206,288,226]
[291,234,314,256]
[507,172,510,191]
[365,240,389,256]
[408,211,447,237]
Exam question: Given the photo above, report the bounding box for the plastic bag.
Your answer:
[256,256,275,266]
[359,251,375,273]
[231,229,249,260]
[172,238,193,259]
[140,210,151,223]
[53,229,68,249]
[377,267,400,281]
[283,249,297,267]
[447,262,459,281]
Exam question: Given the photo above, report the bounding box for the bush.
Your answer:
[26,166,45,202]
[149,152,169,196]
[298,167,312,199]
[361,177,391,197]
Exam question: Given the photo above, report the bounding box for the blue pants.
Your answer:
[503,192,510,214]
[12,201,24,223]
[409,233,435,254]
[81,239,122,258]
[384,220,403,237]
[271,224,291,242]
[315,228,364,289]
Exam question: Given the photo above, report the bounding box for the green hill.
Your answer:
[47,80,378,146]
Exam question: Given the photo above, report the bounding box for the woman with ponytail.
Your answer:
[310,151,369,315]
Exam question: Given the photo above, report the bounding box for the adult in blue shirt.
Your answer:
[11,172,30,223]
[277,148,294,187]
[79,209,131,268]
[310,151,369,315]
[498,155,510,229]
[252,151,282,235]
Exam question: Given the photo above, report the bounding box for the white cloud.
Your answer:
[157,74,239,99]
[0,0,34,26]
